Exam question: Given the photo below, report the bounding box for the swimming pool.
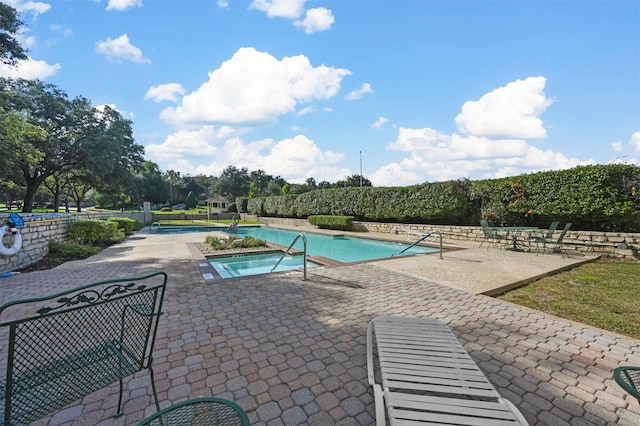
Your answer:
[232,226,437,263]
[156,226,225,233]
[209,252,320,278]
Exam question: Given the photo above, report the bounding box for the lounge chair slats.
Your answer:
[367,316,528,425]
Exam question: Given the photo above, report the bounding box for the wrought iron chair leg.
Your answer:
[149,363,161,411]
[115,376,125,417]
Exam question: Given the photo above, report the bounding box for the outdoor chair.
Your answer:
[0,272,167,425]
[547,222,572,257]
[529,221,559,253]
[614,366,640,404]
[367,316,529,425]
[479,219,507,249]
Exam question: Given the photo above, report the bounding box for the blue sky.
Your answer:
[2,0,639,186]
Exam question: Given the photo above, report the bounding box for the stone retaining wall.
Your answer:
[259,217,639,260]
[0,211,147,273]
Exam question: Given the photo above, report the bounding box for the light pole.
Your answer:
[359,151,363,188]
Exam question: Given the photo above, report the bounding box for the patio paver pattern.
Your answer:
[1,230,639,425]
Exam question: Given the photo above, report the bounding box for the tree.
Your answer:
[185,191,197,209]
[0,78,144,212]
[0,3,28,65]
[133,161,169,205]
[213,165,250,200]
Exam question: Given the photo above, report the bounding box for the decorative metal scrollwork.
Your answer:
[36,283,148,316]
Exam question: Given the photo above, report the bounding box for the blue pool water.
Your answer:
[156,226,225,233]
[210,252,319,278]
[233,226,436,263]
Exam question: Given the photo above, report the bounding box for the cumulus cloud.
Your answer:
[345,83,373,100]
[149,130,348,184]
[250,0,305,18]
[370,76,590,186]
[293,7,334,34]
[145,83,186,103]
[372,117,389,129]
[106,0,142,11]
[160,47,350,125]
[95,34,150,64]
[455,76,553,139]
[4,0,50,15]
[217,0,228,8]
[631,131,640,152]
[0,57,60,79]
[612,141,623,153]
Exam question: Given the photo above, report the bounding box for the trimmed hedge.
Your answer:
[245,165,639,232]
[307,215,354,231]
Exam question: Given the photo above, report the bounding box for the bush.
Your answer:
[203,235,267,250]
[47,240,101,258]
[108,217,138,235]
[67,220,124,246]
[308,215,354,230]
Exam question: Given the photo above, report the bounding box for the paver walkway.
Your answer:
[1,230,639,425]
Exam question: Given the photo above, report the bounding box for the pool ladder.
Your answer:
[271,233,307,280]
[394,231,443,259]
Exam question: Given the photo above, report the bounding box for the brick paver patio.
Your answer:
[1,235,640,425]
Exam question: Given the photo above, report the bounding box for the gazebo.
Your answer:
[205,196,230,220]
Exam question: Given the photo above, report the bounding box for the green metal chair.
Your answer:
[137,397,250,426]
[0,272,167,425]
[479,219,507,249]
[529,221,559,253]
[614,366,640,404]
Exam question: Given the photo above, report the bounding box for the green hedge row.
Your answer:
[307,215,354,231]
[241,165,639,232]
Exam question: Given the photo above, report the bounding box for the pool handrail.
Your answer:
[395,230,443,259]
[271,233,307,280]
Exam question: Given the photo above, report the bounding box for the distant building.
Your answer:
[205,196,230,219]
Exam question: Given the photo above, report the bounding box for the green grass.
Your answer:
[498,260,640,339]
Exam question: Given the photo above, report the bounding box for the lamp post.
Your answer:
[359,151,363,188]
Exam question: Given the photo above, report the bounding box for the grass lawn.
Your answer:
[498,259,640,340]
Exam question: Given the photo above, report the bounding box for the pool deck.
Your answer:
[1,226,639,425]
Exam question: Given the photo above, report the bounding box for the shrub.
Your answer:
[67,220,124,246]
[203,235,267,250]
[204,235,230,250]
[231,235,266,248]
[308,215,354,231]
[47,240,101,258]
[108,217,138,235]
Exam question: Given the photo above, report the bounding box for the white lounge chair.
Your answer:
[367,316,529,425]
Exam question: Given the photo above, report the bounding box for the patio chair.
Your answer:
[479,219,507,249]
[366,316,529,425]
[529,221,559,253]
[547,222,572,257]
[614,366,640,404]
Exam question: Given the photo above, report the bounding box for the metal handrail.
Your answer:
[395,231,443,259]
[271,233,307,280]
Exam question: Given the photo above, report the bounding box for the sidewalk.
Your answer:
[0,229,638,425]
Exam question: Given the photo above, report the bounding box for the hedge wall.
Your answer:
[243,164,639,232]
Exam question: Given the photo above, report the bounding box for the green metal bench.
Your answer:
[1,272,167,425]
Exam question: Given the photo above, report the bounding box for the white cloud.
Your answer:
[0,57,60,79]
[296,106,316,116]
[145,83,186,103]
[4,0,50,15]
[455,76,553,139]
[372,117,389,129]
[250,0,305,18]
[371,76,591,185]
[160,47,350,125]
[631,131,640,152]
[95,34,150,64]
[612,141,623,153]
[147,130,349,184]
[217,0,229,8]
[345,83,373,100]
[369,163,421,187]
[106,0,142,11]
[293,7,334,34]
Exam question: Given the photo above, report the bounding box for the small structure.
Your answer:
[205,196,230,220]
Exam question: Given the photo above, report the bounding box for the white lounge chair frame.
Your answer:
[367,316,529,425]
